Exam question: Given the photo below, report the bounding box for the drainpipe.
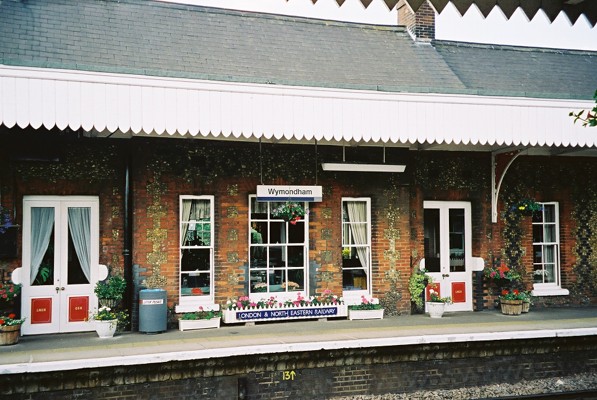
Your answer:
[123,141,133,329]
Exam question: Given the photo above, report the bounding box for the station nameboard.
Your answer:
[257,185,322,202]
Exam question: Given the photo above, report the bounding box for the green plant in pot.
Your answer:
[409,268,433,313]
[94,275,126,308]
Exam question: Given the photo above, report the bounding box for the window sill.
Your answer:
[531,287,569,297]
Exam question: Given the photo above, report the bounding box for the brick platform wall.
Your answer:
[3,336,597,399]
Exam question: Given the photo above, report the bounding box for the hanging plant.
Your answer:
[0,205,13,235]
[271,202,307,225]
[511,199,542,215]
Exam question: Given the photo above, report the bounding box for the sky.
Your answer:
[161,0,597,51]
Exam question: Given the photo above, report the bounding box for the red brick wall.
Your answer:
[398,1,435,41]
[2,131,595,318]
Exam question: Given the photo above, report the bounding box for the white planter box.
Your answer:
[348,308,384,320]
[223,304,348,324]
[178,317,221,331]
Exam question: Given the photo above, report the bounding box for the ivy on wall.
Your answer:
[380,177,404,316]
[147,140,319,184]
[502,158,597,301]
[500,189,526,279]
[143,172,168,289]
[572,183,597,301]
[413,152,488,191]
[14,142,119,183]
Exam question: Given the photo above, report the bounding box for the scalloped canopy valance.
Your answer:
[322,0,597,26]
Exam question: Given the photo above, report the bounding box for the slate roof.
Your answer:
[434,41,597,99]
[0,0,596,100]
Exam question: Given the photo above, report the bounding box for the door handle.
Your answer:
[61,287,65,291]
[442,274,450,278]
[55,287,65,292]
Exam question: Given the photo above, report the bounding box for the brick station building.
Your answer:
[0,0,596,336]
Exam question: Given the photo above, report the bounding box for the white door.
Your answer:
[21,196,99,335]
[423,201,472,312]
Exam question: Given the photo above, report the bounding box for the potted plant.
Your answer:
[89,306,122,338]
[0,313,25,346]
[271,202,307,225]
[521,291,532,313]
[348,295,384,320]
[94,275,126,308]
[178,306,222,331]
[499,289,526,315]
[483,260,521,291]
[426,288,451,318]
[0,282,21,315]
[511,199,543,215]
[0,205,18,258]
[408,268,432,314]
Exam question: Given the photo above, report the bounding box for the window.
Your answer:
[179,196,214,304]
[532,202,568,295]
[342,198,371,297]
[249,197,308,296]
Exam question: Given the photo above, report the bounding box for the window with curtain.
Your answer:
[532,202,560,286]
[342,198,370,291]
[249,196,307,294]
[180,196,214,298]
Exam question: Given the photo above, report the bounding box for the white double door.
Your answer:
[21,196,99,335]
[423,201,472,312]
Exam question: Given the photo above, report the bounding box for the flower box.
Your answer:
[179,317,220,331]
[348,308,384,320]
[223,304,348,324]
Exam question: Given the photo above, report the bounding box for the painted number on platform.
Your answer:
[282,371,296,381]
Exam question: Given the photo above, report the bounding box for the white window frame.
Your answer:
[531,202,569,296]
[341,197,372,305]
[176,195,217,313]
[248,195,309,302]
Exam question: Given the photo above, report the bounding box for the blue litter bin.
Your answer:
[139,289,167,333]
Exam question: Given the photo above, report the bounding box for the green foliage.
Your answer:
[408,269,432,309]
[0,313,25,326]
[510,198,543,215]
[0,283,21,302]
[499,289,527,301]
[34,264,52,285]
[90,306,118,321]
[0,205,13,234]
[180,307,222,320]
[348,295,383,310]
[271,202,306,224]
[428,287,451,303]
[569,90,597,127]
[94,275,126,301]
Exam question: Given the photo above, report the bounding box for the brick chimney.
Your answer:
[398,1,435,42]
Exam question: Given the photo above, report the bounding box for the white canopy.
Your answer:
[1,66,595,150]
